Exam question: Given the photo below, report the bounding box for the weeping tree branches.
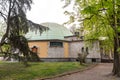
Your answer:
[0,0,48,64]
[0,0,32,44]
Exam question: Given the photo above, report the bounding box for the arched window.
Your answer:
[31,46,38,53]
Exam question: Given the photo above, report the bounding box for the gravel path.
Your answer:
[45,63,120,80]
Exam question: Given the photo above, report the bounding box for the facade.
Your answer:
[25,22,101,62]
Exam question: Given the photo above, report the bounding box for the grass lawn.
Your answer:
[0,61,91,80]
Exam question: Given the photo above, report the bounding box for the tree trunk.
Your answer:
[112,0,120,76]
[112,37,120,76]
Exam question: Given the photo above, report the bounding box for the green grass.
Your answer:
[0,61,91,80]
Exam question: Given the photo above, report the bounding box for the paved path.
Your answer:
[45,63,120,80]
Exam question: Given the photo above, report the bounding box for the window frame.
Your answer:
[49,41,63,47]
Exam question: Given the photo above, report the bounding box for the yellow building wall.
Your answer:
[64,42,69,58]
[28,41,48,58]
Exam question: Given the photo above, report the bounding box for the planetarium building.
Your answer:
[25,22,101,62]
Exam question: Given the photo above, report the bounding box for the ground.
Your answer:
[44,63,120,80]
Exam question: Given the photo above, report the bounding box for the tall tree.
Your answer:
[0,0,47,64]
[63,0,120,76]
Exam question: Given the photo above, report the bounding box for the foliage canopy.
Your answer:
[63,0,120,76]
[0,0,47,63]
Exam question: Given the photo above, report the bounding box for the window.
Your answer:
[92,58,96,62]
[50,42,63,47]
[74,32,79,36]
[80,36,84,39]
[81,47,84,53]
[31,46,38,53]
[86,47,89,54]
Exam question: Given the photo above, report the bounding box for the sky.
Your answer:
[27,0,73,25]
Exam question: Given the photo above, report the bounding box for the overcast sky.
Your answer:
[27,0,73,25]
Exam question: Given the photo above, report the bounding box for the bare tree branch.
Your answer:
[0,11,7,21]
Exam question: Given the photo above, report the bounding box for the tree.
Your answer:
[0,0,47,65]
[63,0,120,76]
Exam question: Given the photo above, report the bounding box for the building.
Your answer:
[25,22,101,63]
